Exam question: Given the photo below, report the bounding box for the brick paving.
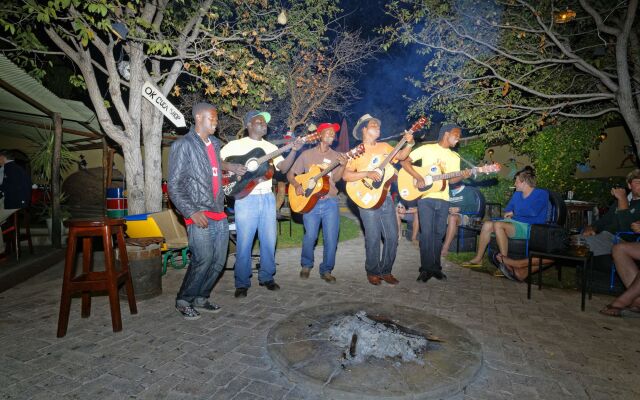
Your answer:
[1,223,639,399]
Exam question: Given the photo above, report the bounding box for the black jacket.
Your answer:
[168,128,225,219]
[0,161,31,209]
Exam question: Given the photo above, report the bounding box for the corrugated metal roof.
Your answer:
[0,54,104,149]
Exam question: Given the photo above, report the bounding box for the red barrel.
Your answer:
[106,187,128,218]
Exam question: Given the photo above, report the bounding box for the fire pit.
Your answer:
[267,302,482,399]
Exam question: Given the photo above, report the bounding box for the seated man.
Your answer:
[600,221,640,318]
[396,198,419,242]
[581,169,640,256]
[463,166,548,280]
[442,182,478,257]
[0,150,31,256]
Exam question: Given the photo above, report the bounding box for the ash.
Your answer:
[328,311,428,364]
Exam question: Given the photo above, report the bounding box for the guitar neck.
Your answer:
[431,168,472,181]
[313,158,342,180]
[377,137,408,170]
[256,141,294,165]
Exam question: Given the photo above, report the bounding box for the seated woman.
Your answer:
[396,198,419,242]
[442,182,478,257]
[462,166,548,281]
[600,221,640,318]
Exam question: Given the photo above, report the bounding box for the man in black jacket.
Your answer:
[0,150,31,255]
[168,103,246,320]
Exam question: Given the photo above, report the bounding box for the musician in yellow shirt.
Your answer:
[343,114,415,286]
[400,124,471,283]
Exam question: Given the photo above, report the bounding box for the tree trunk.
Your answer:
[619,103,640,156]
[142,100,164,213]
[122,139,146,215]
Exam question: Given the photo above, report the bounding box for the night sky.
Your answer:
[339,0,438,142]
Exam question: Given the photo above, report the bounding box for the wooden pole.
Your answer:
[102,138,108,216]
[51,113,62,248]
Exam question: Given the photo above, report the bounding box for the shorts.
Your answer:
[498,219,530,240]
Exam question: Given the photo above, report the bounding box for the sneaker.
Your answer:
[194,301,221,313]
[300,267,311,279]
[176,305,201,320]
[235,288,248,298]
[320,272,337,284]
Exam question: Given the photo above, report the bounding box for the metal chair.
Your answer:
[488,190,566,260]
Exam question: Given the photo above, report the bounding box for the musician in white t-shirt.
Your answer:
[220,110,302,298]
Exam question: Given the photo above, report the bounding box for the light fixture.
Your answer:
[277,9,287,25]
[554,9,576,24]
[117,60,130,80]
[116,46,130,81]
[487,148,494,162]
[599,132,608,141]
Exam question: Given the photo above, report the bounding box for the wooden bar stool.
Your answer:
[57,217,137,337]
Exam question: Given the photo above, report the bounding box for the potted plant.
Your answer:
[35,192,72,236]
[29,132,76,182]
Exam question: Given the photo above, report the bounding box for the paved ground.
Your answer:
[1,225,639,399]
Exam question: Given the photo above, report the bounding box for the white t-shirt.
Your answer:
[220,137,285,194]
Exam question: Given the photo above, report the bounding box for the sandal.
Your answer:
[495,253,517,281]
[620,308,640,318]
[599,304,624,317]
[461,261,483,268]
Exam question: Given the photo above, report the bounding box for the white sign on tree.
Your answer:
[141,81,186,128]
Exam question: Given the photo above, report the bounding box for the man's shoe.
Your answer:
[367,275,382,286]
[321,273,337,284]
[432,271,447,281]
[417,271,431,282]
[300,267,311,279]
[176,305,201,320]
[381,274,399,286]
[234,288,248,298]
[259,281,281,291]
[193,301,221,313]
[417,271,447,282]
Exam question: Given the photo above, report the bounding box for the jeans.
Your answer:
[176,218,229,307]
[301,197,340,275]
[417,198,449,273]
[233,193,277,288]
[359,195,398,276]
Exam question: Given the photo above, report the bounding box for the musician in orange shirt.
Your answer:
[342,114,415,286]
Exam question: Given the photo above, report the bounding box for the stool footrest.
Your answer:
[70,271,129,284]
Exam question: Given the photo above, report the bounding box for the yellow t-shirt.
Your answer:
[220,137,285,194]
[408,143,460,201]
[347,142,395,172]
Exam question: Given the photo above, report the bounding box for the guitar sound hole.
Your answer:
[246,159,259,172]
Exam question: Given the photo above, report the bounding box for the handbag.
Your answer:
[528,223,569,253]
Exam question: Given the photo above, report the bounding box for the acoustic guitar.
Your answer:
[397,163,501,201]
[288,144,365,213]
[222,132,320,199]
[345,117,428,209]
